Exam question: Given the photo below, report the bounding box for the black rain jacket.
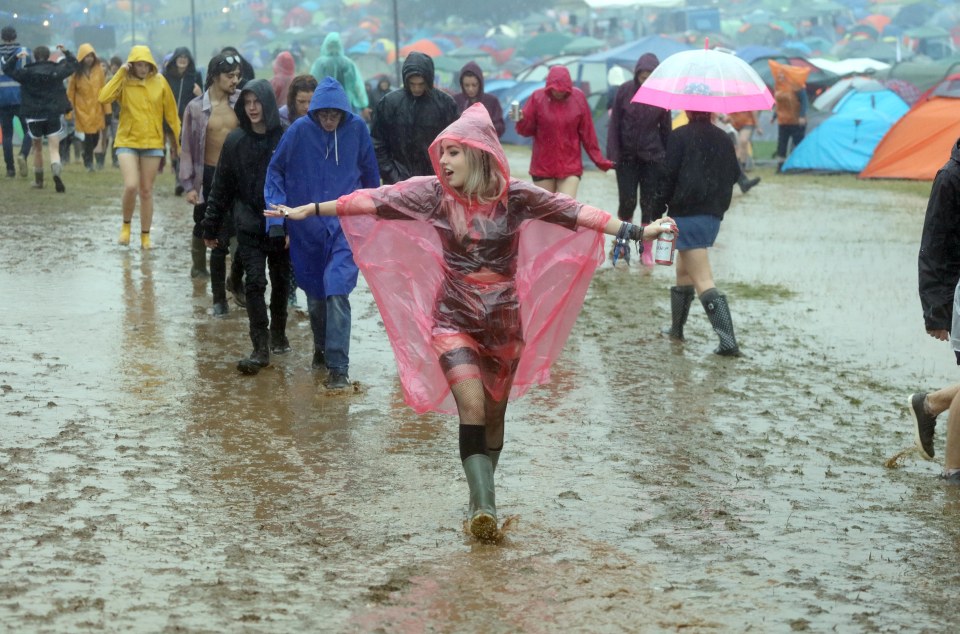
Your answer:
[370,52,458,184]
[918,139,960,331]
[202,79,286,247]
[2,50,78,120]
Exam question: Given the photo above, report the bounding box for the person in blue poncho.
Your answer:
[265,77,380,389]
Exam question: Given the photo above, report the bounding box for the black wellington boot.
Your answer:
[738,173,761,193]
[462,454,497,540]
[700,288,741,357]
[662,285,695,341]
[237,328,270,375]
[190,236,209,278]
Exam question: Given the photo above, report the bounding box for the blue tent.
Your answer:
[579,35,691,69]
[782,89,909,173]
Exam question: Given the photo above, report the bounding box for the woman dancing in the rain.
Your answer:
[267,104,675,541]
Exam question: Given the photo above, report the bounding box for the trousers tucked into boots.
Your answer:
[462,454,497,540]
[664,285,695,341]
[700,288,741,356]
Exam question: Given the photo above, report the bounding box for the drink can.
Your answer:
[654,222,676,266]
[509,100,520,121]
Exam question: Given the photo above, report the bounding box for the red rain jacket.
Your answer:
[515,66,613,179]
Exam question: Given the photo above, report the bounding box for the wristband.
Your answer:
[314,202,319,216]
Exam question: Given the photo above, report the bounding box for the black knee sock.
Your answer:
[459,424,487,461]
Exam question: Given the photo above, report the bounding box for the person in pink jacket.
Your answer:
[268,104,675,541]
[514,66,613,198]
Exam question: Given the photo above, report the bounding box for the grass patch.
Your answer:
[726,281,796,302]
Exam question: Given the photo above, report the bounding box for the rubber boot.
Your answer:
[95,152,105,170]
[118,222,131,246]
[662,285,695,341]
[51,162,65,193]
[32,170,43,189]
[270,316,291,355]
[237,328,270,375]
[738,172,760,193]
[489,449,501,473]
[462,454,497,540]
[190,236,209,278]
[700,288,741,357]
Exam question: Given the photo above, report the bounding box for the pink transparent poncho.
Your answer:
[337,104,609,414]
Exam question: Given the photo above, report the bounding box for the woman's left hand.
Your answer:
[643,217,679,240]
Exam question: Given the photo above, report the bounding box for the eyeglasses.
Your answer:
[315,109,343,122]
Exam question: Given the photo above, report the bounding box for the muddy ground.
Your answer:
[0,148,957,632]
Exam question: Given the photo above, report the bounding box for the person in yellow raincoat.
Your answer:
[98,45,180,250]
[67,43,110,172]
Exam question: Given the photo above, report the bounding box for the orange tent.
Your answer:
[860,74,960,180]
[399,39,443,59]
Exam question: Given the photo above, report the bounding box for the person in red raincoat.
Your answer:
[268,104,674,541]
[514,66,613,198]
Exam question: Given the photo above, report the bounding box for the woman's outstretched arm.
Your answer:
[265,200,338,220]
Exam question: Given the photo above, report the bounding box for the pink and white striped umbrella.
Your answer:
[632,48,774,114]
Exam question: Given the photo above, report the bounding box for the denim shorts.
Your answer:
[674,215,721,250]
[116,147,165,158]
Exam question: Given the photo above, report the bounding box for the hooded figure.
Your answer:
[370,52,459,184]
[201,79,289,374]
[67,43,110,135]
[336,103,609,414]
[163,46,202,120]
[453,61,505,138]
[270,51,296,106]
[309,33,367,112]
[265,77,380,386]
[99,46,180,152]
[515,66,612,182]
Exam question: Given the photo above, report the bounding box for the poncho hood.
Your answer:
[273,51,295,77]
[429,102,509,205]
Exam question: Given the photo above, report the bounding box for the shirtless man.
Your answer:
[179,53,241,316]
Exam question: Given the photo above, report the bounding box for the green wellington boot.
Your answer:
[462,454,497,540]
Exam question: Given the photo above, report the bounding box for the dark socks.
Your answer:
[459,424,487,461]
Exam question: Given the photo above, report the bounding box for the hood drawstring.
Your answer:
[324,128,340,165]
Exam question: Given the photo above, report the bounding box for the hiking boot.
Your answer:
[312,349,327,370]
[212,302,229,318]
[17,156,27,178]
[118,222,131,245]
[909,392,936,460]
[270,333,291,355]
[939,472,960,485]
[324,371,350,390]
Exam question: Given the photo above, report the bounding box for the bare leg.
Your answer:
[118,153,141,223]
[533,178,557,193]
[31,138,42,171]
[137,156,162,234]
[675,248,716,295]
[555,175,581,198]
[46,133,61,166]
[923,383,960,417]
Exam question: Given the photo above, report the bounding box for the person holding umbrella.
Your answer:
[635,47,774,356]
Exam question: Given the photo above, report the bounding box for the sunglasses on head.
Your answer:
[219,55,240,67]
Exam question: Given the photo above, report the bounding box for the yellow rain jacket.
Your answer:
[67,43,110,134]
[99,45,180,151]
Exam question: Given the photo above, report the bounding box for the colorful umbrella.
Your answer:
[632,48,774,113]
